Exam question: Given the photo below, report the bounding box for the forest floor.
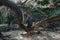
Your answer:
[1,30,60,40]
[0,24,60,40]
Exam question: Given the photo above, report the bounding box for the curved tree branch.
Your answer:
[22,0,28,5]
[0,0,27,31]
[34,15,60,28]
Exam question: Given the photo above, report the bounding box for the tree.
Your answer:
[0,0,60,32]
[0,0,26,37]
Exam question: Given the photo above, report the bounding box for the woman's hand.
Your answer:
[32,22,35,27]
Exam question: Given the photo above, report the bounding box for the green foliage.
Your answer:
[37,0,49,5]
[0,6,8,24]
[0,6,17,24]
[0,0,60,24]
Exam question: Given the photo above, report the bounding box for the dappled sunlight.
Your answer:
[1,30,60,40]
[0,0,60,40]
[10,0,20,3]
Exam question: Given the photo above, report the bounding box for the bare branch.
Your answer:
[22,0,28,4]
[34,15,60,28]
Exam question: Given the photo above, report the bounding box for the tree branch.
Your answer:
[22,0,28,5]
[34,15,60,28]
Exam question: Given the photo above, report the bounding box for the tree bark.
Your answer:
[34,15,60,27]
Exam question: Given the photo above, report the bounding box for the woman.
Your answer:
[26,13,35,36]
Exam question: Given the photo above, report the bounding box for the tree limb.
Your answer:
[22,0,28,5]
[34,15,60,27]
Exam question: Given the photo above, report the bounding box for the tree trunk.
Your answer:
[0,0,27,31]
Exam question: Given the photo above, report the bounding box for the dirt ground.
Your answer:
[1,30,60,40]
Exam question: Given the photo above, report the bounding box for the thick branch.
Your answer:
[34,15,60,27]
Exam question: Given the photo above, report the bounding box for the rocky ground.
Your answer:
[0,24,60,40]
[0,30,60,40]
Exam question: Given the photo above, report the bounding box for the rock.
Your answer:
[1,30,60,40]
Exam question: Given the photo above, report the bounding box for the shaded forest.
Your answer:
[0,0,60,40]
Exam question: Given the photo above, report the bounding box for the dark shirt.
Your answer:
[26,16,34,28]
